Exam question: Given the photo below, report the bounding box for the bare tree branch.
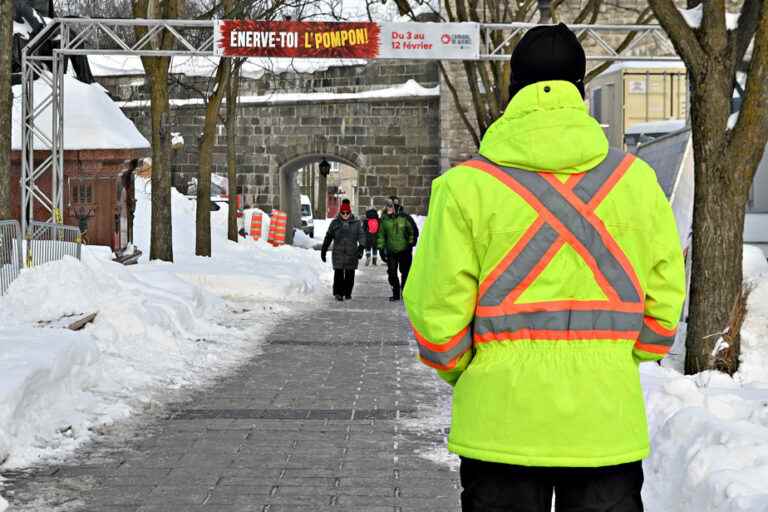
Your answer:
[647,0,706,70]
[731,0,761,66]
[438,62,480,148]
[727,8,768,187]
[701,0,726,49]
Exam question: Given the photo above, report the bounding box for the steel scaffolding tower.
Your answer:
[20,19,678,237]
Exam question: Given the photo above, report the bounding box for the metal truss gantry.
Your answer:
[21,19,679,237]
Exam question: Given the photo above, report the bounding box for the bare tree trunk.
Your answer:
[134,0,180,262]
[146,60,174,262]
[0,0,12,220]
[684,67,755,374]
[226,62,240,243]
[645,0,768,374]
[195,62,229,257]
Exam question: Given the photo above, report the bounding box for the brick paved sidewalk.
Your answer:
[2,266,460,512]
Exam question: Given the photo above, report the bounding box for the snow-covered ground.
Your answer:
[405,245,768,512]
[0,179,331,484]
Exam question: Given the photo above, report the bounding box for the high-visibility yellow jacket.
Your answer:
[403,80,686,468]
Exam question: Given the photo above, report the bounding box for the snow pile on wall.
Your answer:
[89,55,368,80]
[11,76,149,151]
[118,79,439,109]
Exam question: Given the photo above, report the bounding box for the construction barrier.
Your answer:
[267,210,288,247]
[250,212,263,240]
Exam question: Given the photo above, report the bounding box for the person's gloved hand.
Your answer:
[380,249,388,263]
[321,251,327,263]
[357,247,364,259]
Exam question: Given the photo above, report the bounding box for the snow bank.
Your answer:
[0,175,331,475]
[0,254,249,468]
[11,75,149,151]
[643,364,768,511]
[133,178,330,300]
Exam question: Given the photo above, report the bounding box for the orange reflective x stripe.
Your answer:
[465,149,645,341]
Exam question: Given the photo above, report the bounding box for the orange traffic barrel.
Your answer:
[267,210,288,246]
[250,212,263,240]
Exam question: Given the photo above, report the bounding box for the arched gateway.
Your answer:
[112,60,442,219]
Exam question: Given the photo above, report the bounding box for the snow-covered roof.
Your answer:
[89,55,369,80]
[118,79,439,109]
[636,128,691,199]
[626,119,686,135]
[11,75,149,151]
[598,60,685,76]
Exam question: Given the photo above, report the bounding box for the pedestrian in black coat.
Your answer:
[321,202,366,301]
[362,208,380,266]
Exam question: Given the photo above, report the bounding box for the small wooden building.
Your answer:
[9,149,146,251]
[10,76,149,253]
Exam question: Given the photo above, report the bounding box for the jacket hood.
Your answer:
[479,80,608,174]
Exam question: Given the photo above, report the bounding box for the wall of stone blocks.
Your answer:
[122,96,441,216]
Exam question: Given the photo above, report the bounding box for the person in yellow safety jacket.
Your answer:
[403,23,685,512]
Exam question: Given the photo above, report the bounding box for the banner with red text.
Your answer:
[214,21,479,60]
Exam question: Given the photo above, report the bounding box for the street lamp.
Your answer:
[318,159,331,177]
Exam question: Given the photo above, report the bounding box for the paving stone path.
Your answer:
[2,265,461,512]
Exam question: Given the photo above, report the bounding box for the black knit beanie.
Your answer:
[509,23,586,99]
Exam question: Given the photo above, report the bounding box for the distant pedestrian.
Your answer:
[321,201,365,301]
[377,198,414,301]
[363,208,380,266]
[390,195,419,248]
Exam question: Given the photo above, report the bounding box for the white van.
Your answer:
[300,194,314,238]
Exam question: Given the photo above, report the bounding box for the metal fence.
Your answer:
[0,220,23,296]
[26,221,82,268]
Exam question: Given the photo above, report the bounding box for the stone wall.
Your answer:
[123,94,441,216]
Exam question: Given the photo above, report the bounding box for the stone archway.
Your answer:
[278,152,363,242]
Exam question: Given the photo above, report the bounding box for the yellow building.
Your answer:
[586,61,688,149]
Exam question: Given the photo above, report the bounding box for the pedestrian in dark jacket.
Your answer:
[377,198,414,301]
[321,202,366,301]
[363,208,380,266]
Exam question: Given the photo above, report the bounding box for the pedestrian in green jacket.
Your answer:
[403,23,685,512]
[377,198,414,301]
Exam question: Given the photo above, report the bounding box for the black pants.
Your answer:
[333,269,355,298]
[387,250,412,297]
[460,458,644,512]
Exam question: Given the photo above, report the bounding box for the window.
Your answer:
[71,180,94,205]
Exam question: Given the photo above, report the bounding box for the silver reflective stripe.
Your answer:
[417,330,473,368]
[490,166,641,304]
[479,224,558,307]
[475,310,643,336]
[572,149,627,204]
[638,324,675,347]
